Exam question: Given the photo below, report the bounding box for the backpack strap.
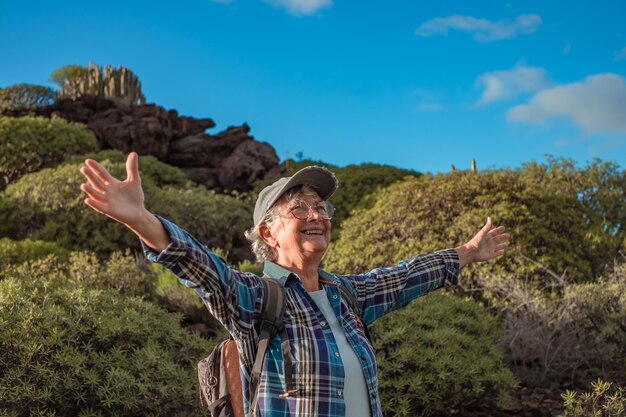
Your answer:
[248,278,289,417]
[247,277,369,417]
[336,280,373,345]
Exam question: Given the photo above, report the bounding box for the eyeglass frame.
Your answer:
[284,199,335,220]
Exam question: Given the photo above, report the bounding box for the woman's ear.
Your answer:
[259,223,277,248]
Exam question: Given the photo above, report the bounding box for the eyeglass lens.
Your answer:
[291,201,333,220]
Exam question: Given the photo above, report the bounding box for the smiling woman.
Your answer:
[79,152,510,417]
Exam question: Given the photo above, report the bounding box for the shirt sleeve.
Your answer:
[342,248,460,326]
[141,215,263,337]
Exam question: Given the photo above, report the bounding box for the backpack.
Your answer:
[197,277,370,417]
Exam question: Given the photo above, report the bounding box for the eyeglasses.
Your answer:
[287,200,335,220]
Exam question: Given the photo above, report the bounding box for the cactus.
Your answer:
[54,63,146,106]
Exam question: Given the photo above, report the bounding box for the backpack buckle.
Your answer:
[259,319,278,334]
[279,388,299,398]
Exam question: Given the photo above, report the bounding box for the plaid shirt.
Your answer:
[143,216,460,417]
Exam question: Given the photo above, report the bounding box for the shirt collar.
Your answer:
[262,261,339,286]
[262,261,295,286]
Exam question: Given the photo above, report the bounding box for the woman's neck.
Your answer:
[275,257,322,292]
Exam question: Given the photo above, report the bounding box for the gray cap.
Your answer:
[253,165,339,225]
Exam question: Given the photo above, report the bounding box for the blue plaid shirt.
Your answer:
[143,216,460,417]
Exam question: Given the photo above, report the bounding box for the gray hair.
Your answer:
[245,185,319,263]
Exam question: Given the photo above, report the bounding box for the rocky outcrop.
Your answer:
[2,96,282,191]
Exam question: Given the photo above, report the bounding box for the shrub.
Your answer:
[326,159,626,285]
[65,149,191,189]
[65,250,152,297]
[3,162,141,253]
[0,237,69,269]
[0,83,56,110]
[149,186,253,257]
[3,159,252,258]
[481,260,626,386]
[0,191,40,238]
[0,258,214,416]
[149,263,222,337]
[373,291,516,416]
[0,116,97,188]
[148,248,262,337]
[561,380,626,417]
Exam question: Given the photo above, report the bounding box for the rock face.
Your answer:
[3,96,282,192]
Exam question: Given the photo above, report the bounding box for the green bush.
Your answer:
[0,258,214,417]
[149,186,253,257]
[0,83,56,110]
[3,162,140,253]
[149,263,222,336]
[520,157,626,279]
[561,380,626,417]
[0,237,69,268]
[148,248,262,337]
[0,191,40,238]
[3,159,252,257]
[326,159,626,285]
[65,149,191,189]
[373,291,516,416]
[0,116,97,188]
[65,250,152,297]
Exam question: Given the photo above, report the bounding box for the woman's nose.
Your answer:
[307,206,322,220]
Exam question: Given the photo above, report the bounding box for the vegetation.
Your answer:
[49,64,87,96]
[0,116,97,188]
[0,237,69,268]
[0,256,213,417]
[483,259,626,386]
[50,63,146,105]
[3,157,252,257]
[325,159,626,285]
[373,291,516,416]
[0,83,56,110]
[2,70,625,415]
[561,380,626,417]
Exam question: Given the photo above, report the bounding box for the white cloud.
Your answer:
[475,65,549,106]
[615,47,626,61]
[265,0,332,16]
[416,14,542,42]
[507,73,626,135]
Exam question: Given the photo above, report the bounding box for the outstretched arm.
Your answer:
[455,217,509,268]
[80,152,170,252]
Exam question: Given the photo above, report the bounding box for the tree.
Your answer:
[0,84,56,110]
[49,65,86,99]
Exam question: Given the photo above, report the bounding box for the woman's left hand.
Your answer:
[456,217,510,268]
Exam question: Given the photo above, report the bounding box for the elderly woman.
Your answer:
[80,153,509,417]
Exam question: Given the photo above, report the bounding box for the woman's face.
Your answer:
[265,191,331,266]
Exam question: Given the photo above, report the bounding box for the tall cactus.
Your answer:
[52,63,146,106]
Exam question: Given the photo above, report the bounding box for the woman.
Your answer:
[80,152,509,417]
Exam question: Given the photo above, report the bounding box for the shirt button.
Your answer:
[337,390,343,397]
[334,351,340,357]
[332,294,338,299]
[321,321,327,327]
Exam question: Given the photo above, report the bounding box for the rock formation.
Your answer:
[2,96,282,192]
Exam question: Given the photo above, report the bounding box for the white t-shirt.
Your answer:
[309,289,372,417]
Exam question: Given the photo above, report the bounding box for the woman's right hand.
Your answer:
[80,152,145,227]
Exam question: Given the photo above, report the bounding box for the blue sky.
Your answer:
[2,0,625,173]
